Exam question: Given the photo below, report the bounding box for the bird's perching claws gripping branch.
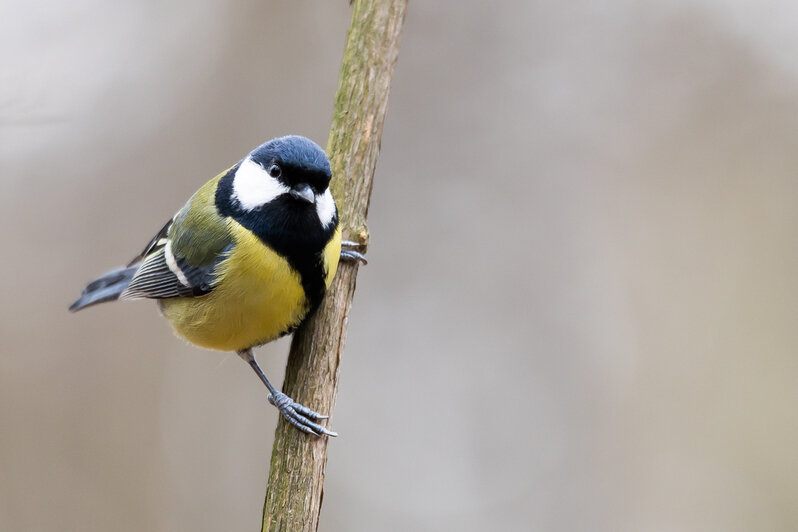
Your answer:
[260,0,408,531]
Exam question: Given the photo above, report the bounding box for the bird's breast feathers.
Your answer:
[160,218,341,352]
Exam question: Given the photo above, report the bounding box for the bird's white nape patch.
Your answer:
[232,157,290,211]
[316,189,336,228]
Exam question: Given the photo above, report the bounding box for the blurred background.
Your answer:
[1,1,797,531]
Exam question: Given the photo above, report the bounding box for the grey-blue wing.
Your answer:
[121,242,232,300]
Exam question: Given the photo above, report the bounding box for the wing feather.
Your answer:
[120,171,234,300]
[121,248,194,299]
[127,217,174,267]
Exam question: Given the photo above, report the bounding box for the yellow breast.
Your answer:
[160,220,341,352]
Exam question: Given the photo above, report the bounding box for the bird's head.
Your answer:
[224,135,336,229]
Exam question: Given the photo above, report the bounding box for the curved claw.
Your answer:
[341,240,368,265]
[340,249,368,265]
[290,401,329,420]
[268,392,338,437]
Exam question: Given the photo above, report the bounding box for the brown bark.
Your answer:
[260,1,408,530]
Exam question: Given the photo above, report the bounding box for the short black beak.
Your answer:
[289,184,315,204]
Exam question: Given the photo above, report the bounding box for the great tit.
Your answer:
[70,135,365,437]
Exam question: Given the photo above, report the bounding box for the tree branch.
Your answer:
[260,1,408,530]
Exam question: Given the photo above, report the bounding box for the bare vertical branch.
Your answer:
[261,1,408,531]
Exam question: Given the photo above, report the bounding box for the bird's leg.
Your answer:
[237,349,337,437]
[340,240,367,264]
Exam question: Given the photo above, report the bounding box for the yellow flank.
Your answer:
[323,225,342,288]
[160,220,342,352]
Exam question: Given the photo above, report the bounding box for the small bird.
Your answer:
[70,136,365,437]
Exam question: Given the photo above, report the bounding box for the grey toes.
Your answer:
[340,249,368,264]
[268,392,338,437]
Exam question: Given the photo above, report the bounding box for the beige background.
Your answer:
[2,1,797,531]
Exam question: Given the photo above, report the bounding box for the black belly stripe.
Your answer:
[289,253,327,311]
[215,171,338,313]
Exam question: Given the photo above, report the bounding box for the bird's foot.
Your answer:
[340,240,367,265]
[268,392,338,437]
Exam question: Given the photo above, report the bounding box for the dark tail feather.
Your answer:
[69,265,139,312]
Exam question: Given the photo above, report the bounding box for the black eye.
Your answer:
[268,164,282,178]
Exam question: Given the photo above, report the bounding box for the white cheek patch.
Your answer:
[232,157,289,211]
[316,189,336,228]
